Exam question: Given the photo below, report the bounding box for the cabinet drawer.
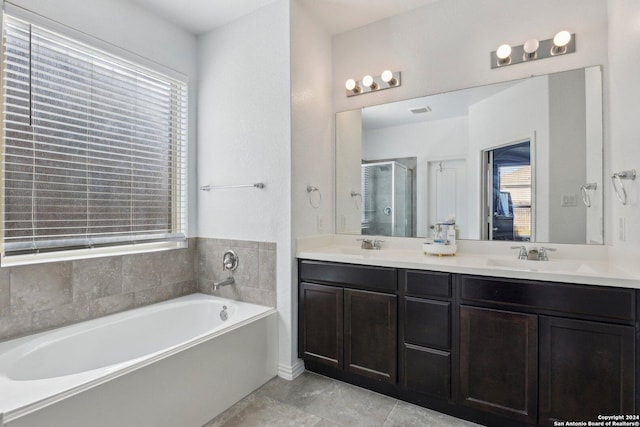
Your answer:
[404,297,451,349]
[404,344,451,400]
[404,270,451,298]
[460,275,635,322]
[300,260,396,291]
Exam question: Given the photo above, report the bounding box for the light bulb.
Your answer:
[551,31,571,55]
[523,38,539,60]
[345,78,362,95]
[523,38,539,54]
[496,44,512,60]
[362,75,377,90]
[553,30,571,48]
[381,70,397,86]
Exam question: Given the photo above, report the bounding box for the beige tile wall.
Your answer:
[0,238,277,342]
[197,238,277,308]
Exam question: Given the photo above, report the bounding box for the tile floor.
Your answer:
[204,371,482,427]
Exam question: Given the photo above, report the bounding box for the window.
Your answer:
[1,10,188,263]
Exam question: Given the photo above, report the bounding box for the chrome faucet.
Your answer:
[511,245,528,260]
[213,250,238,291]
[213,275,235,291]
[357,238,383,250]
[538,247,556,261]
[511,245,556,261]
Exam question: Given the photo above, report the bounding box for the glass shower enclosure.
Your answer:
[361,161,414,237]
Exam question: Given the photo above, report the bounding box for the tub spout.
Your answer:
[213,275,235,291]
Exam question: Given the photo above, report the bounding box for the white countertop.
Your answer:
[296,235,640,290]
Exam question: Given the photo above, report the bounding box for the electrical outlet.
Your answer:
[619,217,626,241]
[561,194,577,207]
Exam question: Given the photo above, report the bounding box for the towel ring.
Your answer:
[350,191,362,210]
[580,183,597,208]
[611,170,636,205]
[306,185,322,208]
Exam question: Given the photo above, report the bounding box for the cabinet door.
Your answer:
[299,282,343,369]
[459,305,538,424]
[344,289,397,383]
[539,316,635,426]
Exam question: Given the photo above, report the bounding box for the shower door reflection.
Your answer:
[361,160,415,237]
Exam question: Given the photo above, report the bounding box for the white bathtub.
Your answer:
[0,293,278,427]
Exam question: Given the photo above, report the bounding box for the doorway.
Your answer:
[482,140,533,241]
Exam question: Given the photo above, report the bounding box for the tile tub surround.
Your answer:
[0,239,198,342]
[205,371,480,427]
[197,238,277,308]
[0,237,278,342]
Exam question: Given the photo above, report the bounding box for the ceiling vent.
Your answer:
[409,106,432,114]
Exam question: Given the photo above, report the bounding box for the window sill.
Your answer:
[1,240,188,267]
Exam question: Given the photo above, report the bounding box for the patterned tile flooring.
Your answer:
[204,371,482,427]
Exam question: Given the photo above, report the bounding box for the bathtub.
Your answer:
[0,293,278,427]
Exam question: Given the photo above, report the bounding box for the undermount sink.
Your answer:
[335,247,376,257]
[486,257,598,274]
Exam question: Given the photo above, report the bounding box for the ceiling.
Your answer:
[127,0,442,35]
[362,79,521,130]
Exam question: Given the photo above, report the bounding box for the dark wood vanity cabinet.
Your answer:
[298,260,398,384]
[344,288,397,383]
[299,282,343,368]
[538,316,635,426]
[459,305,538,424]
[459,274,637,425]
[298,260,638,426]
[401,270,453,401]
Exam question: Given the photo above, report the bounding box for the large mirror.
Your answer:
[336,66,603,244]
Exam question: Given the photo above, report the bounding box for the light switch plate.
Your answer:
[561,194,577,207]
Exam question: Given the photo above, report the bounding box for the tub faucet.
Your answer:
[213,275,235,291]
[213,250,239,291]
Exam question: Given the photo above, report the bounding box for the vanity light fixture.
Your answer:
[551,30,571,55]
[491,31,575,69]
[523,38,539,60]
[381,70,398,86]
[362,75,378,90]
[495,44,512,66]
[345,78,361,94]
[345,70,401,97]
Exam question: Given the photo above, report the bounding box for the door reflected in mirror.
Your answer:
[482,140,532,242]
[335,66,603,245]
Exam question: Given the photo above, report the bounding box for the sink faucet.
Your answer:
[357,238,383,250]
[511,245,528,260]
[538,247,556,261]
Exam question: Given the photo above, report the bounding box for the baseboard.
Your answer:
[277,359,305,380]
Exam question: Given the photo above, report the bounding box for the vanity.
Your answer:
[297,238,639,427]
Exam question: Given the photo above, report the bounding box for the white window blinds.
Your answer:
[1,12,188,258]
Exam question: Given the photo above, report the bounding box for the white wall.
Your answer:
[9,0,199,236]
[335,109,363,234]
[333,0,609,242]
[290,0,333,375]
[197,0,296,376]
[548,70,587,244]
[607,0,640,248]
[363,116,469,237]
[468,77,550,241]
